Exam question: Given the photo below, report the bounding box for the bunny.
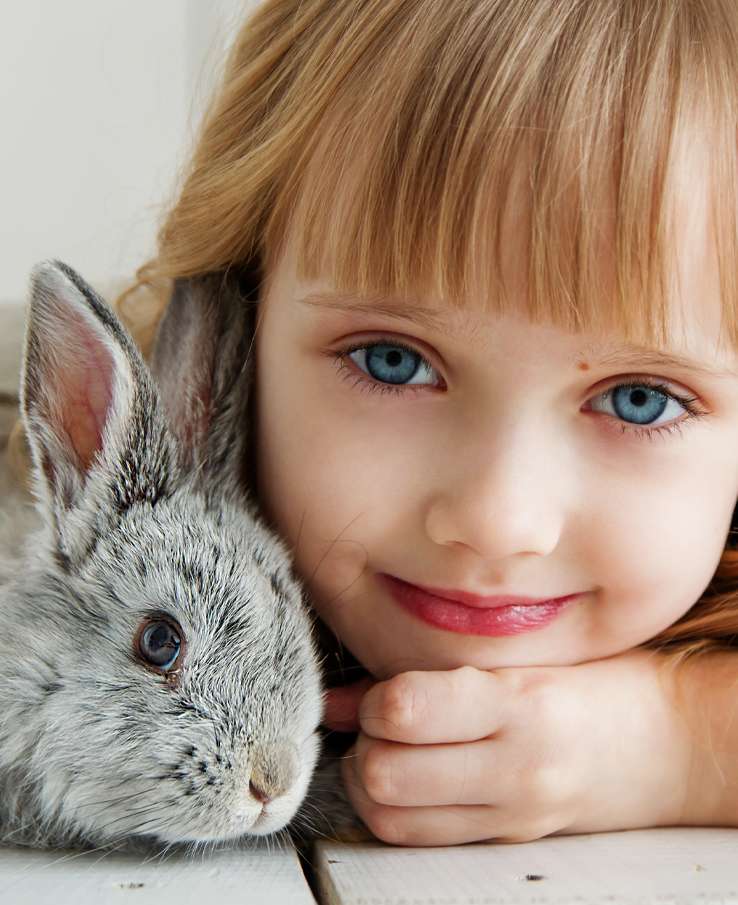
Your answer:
[0,260,341,851]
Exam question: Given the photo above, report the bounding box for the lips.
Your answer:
[382,575,579,609]
[379,574,580,637]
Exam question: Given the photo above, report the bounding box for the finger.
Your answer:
[352,800,553,846]
[353,732,498,807]
[322,677,376,731]
[358,666,509,743]
[339,745,540,846]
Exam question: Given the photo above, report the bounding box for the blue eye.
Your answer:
[361,343,428,385]
[591,381,702,436]
[590,382,696,429]
[331,339,440,395]
[136,618,183,672]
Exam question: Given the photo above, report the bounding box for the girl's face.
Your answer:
[253,204,738,678]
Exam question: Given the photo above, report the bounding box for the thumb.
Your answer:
[322,677,376,732]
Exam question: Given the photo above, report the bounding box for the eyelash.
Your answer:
[328,336,708,441]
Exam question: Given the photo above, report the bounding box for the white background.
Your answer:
[0,1,257,305]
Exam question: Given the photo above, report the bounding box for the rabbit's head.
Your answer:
[14,262,323,846]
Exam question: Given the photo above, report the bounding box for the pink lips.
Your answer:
[404,580,575,609]
[378,574,581,637]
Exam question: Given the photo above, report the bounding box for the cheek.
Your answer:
[253,324,433,557]
[253,362,392,621]
[589,454,733,626]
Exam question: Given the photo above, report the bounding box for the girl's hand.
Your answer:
[322,650,695,846]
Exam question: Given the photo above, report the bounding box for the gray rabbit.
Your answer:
[0,261,356,851]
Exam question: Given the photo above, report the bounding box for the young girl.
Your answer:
[11,0,738,846]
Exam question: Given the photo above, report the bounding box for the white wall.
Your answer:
[0,0,256,306]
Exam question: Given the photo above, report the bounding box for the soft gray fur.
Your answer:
[0,261,351,851]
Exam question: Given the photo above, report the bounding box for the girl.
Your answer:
[11,0,738,846]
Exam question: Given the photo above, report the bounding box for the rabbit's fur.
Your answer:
[0,262,354,851]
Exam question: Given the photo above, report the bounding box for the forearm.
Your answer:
[666,649,738,827]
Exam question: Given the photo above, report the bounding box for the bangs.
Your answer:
[263,0,738,349]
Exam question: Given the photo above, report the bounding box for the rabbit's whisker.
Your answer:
[93,801,176,838]
[306,512,365,588]
[99,806,175,840]
[140,839,179,866]
[71,784,161,820]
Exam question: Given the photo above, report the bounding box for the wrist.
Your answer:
[610,647,696,829]
[564,647,695,834]
[667,649,738,827]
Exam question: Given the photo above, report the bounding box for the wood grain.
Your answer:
[314,828,738,905]
[0,841,317,905]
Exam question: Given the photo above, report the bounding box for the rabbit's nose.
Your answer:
[248,744,298,805]
[249,779,273,805]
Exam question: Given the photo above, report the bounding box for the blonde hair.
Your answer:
[11,0,738,671]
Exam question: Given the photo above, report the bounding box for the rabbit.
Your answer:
[0,260,357,852]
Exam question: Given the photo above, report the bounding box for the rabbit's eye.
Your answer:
[136,618,182,672]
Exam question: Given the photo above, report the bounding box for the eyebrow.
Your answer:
[298,292,738,380]
[297,292,450,331]
[581,347,738,381]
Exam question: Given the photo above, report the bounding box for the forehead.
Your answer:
[291,294,738,384]
[261,101,736,372]
[264,274,737,400]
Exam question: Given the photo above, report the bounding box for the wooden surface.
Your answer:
[0,841,317,905]
[313,828,738,905]
[0,828,738,905]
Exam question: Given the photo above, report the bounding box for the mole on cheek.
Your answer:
[577,361,590,371]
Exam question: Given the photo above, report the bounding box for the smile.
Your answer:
[378,574,581,636]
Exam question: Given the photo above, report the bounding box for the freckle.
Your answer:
[577,361,590,371]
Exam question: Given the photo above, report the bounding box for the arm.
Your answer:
[669,649,738,828]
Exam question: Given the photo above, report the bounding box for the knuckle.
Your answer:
[364,805,407,845]
[528,675,557,712]
[496,816,560,843]
[361,742,396,803]
[526,762,568,806]
[523,674,565,731]
[490,663,529,696]
[381,673,422,731]
[450,664,479,693]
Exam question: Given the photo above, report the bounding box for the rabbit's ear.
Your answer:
[21,261,176,568]
[149,267,258,503]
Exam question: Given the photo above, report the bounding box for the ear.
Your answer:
[149,265,259,504]
[21,261,176,568]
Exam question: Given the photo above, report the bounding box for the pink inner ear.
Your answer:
[51,305,115,474]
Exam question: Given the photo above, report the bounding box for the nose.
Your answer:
[424,418,567,561]
[248,743,298,806]
[249,779,273,805]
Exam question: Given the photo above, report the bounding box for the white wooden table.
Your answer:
[0,828,737,904]
[313,828,738,905]
[0,840,315,904]
[3,303,738,903]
